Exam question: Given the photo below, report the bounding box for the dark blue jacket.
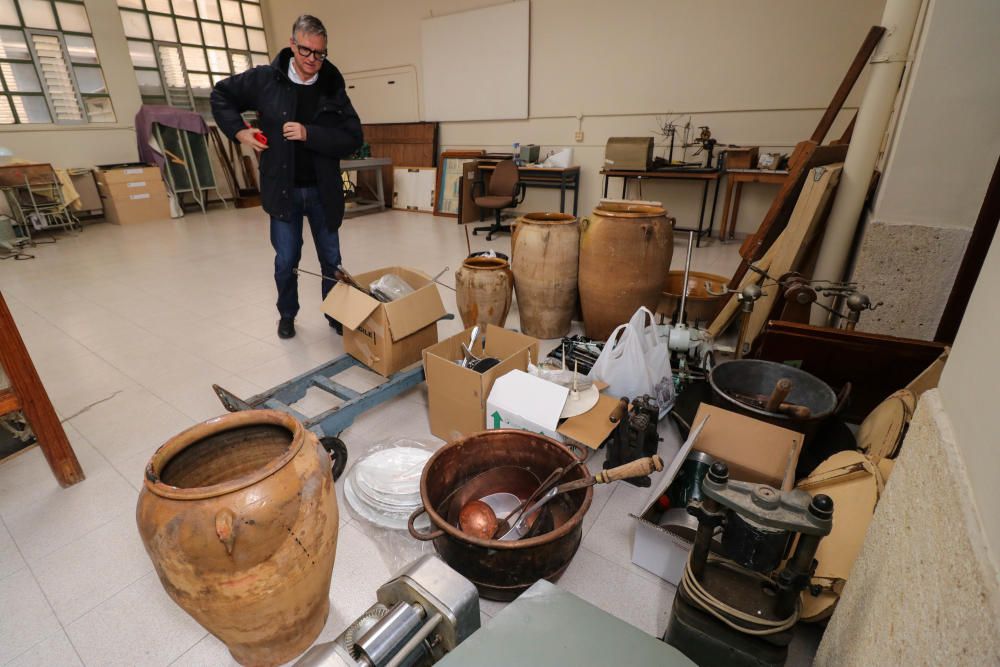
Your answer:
[210,48,363,228]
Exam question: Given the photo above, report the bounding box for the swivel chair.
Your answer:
[472,159,525,241]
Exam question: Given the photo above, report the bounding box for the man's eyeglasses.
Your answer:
[293,41,328,61]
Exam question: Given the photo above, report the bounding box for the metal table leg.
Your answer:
[375,167,385,211]
[695,180,710,247]
[706,174,722,241]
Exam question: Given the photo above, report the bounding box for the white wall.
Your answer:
[262,0,885,231]
[0,0,144,168]
[872,0,1000,232]
[938,223,1000,559]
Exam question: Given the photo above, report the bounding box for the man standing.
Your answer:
[211,15,363,339]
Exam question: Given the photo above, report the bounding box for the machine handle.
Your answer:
[765,379,793,412]
[594,455,663,484]
[608,397,629,423]
[215,508,238,555]
[407,507,444,541]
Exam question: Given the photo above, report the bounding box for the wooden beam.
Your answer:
[810,26,887,144]
[0,292,84,486]
[742,164,844,348]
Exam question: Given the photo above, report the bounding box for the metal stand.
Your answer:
[213,355,427,478]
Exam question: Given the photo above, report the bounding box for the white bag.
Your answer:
[588,307,675,417]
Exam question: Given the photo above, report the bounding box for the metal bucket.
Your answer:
[708,359,837,436]
[408,430,592,601]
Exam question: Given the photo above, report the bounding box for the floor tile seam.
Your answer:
[1,513,82,666]
[0,514,28,583]
[575,543,676,595]
[15,501,133,563]
[163,631,212,667]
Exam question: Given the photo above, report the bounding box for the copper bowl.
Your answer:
[408,430,592,600]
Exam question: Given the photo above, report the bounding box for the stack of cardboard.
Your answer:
[96,164,170,225]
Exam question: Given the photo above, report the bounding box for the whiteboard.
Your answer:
[420,1,529,121]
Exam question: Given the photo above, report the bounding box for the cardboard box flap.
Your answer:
[488,370,568,431]
[557,393,623,449]
[690,404,802,491]
[321,282,381,331]
[383,283,447,341]
[640,415,710,516]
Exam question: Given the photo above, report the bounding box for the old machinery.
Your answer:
[296,555,479,667]
[664,461,834,667]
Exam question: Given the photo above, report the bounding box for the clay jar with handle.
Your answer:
[136,410,339,667]
[455,255,514,328]
[511,212,580,339]
[578,203,674,340]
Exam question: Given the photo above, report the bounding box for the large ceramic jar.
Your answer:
[455,255,514,328]
[578,203,674,340]
[511,212,580,339]
[136,410,339,667]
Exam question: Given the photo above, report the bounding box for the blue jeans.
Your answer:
[270,187,342,320]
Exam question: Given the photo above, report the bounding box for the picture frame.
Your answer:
[434,150,484,217]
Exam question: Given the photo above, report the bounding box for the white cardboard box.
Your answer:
[486,369,567,439]
[629,416,709,585]
[484,370,622,449]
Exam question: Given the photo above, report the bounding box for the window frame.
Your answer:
[0,0,115,125]
[118,0,268,112]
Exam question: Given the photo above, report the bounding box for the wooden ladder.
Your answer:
[0,291,84,487]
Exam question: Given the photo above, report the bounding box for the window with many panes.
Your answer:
[117,0,268,114]
[0,0,115,124]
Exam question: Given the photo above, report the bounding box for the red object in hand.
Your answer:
[244,121,267,145]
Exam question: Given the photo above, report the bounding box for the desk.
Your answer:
[601,167,721,246]
[717,168,789,241]
[341,157,391,217]
[477,163,581,216]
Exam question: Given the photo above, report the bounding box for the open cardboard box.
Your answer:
[423,325,538,441]
[322,266,446,377]
[630,405,802,585]
[486,369,623,450]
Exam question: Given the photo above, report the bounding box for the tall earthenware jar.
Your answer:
[578,203,674,340]
[136,410,339,667]
[511,212,580,339]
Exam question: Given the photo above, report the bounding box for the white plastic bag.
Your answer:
[588,307,675,417]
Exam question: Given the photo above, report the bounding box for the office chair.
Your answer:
[472,159,525,241]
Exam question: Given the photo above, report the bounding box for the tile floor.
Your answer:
[0,207,819,665]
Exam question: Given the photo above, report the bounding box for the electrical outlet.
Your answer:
[575,131,584,142]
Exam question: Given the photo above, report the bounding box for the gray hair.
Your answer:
[292,15,327,39]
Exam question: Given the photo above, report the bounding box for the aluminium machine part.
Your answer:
[604,395,662,487]
[663,461,834,667]
[296,555,480,667]
[660,231,714,383]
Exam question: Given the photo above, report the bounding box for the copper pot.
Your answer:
[136,410,338,666]
[578,203,674,340]
[408,430,592,600]
[455,256,514,328]
[657,270,728,324]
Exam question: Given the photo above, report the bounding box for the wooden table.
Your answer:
[600,167,722,246]
[477,163,581,216]
[341,157,391,217]
[717,168,789,241]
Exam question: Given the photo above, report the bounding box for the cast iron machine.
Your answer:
[296,555,479,667]
[664,461,834,667]
[604,394,662,487]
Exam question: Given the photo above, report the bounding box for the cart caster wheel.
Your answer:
[320,436,348,481]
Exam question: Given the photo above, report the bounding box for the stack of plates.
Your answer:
[344,446,432,530]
